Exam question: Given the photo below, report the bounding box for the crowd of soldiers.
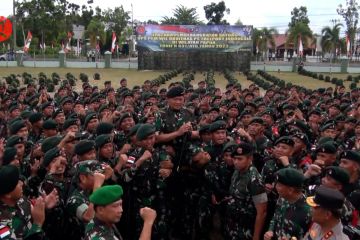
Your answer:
[0,74,360,240]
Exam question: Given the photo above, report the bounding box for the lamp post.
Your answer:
[13,0,16,49]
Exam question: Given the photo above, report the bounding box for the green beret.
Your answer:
[317,137,334,146]
[52,109,64,118]
[90,185,123,205]
[2,147,17,165]
[0,165,19,195]
[63,118,78,130]
[223,141,237,153]
[74,140,96,155]
[42,119,58,130]
[9,120,26,134]
[282,104,296,111]
[209,120,227,133]
[319,123,336,132]
[136,124,156,141]
[292,132,310,147]
[316,142,337,154]
[340,150,360,164]
[20,110,33,119]
[128,124,143,137]
[166,86,185,98]
[325,166,350,185]
[231,143,253,157]
[40,102,53,111]
[118,112,133,124]
[61,97,73,105]
[98,105,109,114]
[96,122,114,135]
[240,109,252,118]
[276,168,305,188]
[84,112,98,128]
[41,136,62,153]
[275,136,295,147]
[9,104,19,113]
[249,117,264,125]
[6,136,24,148]
[95,134,112,149]
[199,125,211,135]
[189,93,199,102]
[43,147,61,167]
[29,112,43,124]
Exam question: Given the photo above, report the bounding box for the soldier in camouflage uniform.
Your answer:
[225,142,268,240]
[264,168,311,240]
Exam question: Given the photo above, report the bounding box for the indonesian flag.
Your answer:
[346,35,351,56]
[111,32,117,53]
[96,42,100,52]
[40,42,46,50]
[256,44,259,54]
[298,35,303,56]
[65,32,72,52]
[23,31,32,52]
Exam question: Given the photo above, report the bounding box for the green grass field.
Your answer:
[0,67,353,91]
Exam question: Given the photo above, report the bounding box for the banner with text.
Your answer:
[136,25,253,52]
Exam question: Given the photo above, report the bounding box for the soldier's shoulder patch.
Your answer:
[237,148,243,154]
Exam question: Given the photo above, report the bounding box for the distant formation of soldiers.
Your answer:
[0,75,360,240]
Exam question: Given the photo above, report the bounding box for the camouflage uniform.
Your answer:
[268,195,311,239]
[225,165,268,240]
[84,217,123,240]
[0,197,45,240]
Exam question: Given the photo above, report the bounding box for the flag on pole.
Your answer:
[23,31,32,52]
[65,32,72,53]
[40,42,46,50]
[298,35,303,57]
[111,32,117,53]
[346,35,351,57]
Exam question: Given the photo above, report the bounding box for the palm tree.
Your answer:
[286,22,313,56]
[253,27,278,60]
[321,23,343,61]
[162,5,201,25]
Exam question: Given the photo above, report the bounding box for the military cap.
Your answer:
[42,119,58,130]
[9,120,26,134]
[316,142,337,154]
[28,112,43,124]
[0,165,20,195]
[61,97,73,105]
[209,120,227,133]
[90,95,100,103]
[118,112,133,124]
[228,103,239,110]
[166,86,185,98]
[41,136,62,153]
[40,102,53,111]
[325,166,350,186]
[189,93,199,102]
[249,117,264,125]
[292,132,310,147]
[239,109,252,118]
[308,109,322,116]
[74,140,96,155]
[96,122,114,135]
[231,142,253,157]
[274,136,295,147]
[20,110,33,119]
[123,91,134,98]
[244,92,254,98]
[223,141,237,153]
[128,124,143,137]
[104,81,111,85]
[6,136,24,148]
[209,107,220,113]
[275,168,305,188]
[95,134,112,149]
[345,117,357,124]
[9,104,19,113]
[348,190,360,211]
[306,185,344,210]
[329,103,340,110]
[340,150,360,164]
[144,102,154,108]
[143,92,157,101]
[159,88,167,94]
[244,102,257,110]
[43,147,61,167]
[199,125,211,135]
[76,160,103,175]
[52,109,64,118]
[189,144,204,156]
[63,118,78,130]
[90,185,123,206]
[136,124,156,141]
[334,114,346,122]
[84,112,98,128]
[2,147,17,165]
[282,104,296,111]
[260,109,275,118]
[319,123,336,132]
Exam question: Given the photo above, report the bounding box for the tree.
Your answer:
[234,18,243,26]
[321,23,343,60]
[146,20,159,25]
[161,5,200,25]
[103,7,130,36]
[85,19,106,47]
[289,6,310,28]
[253,27,278,59]
[203,1,230,25]
[286,22,313,53]
[337,0,359,51]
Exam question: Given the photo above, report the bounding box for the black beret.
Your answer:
[40,102,53,111]
[136,124,156,141]
[43,147,61,167]
[166,86,185,98]
[6,136,24,148]
[0,165,20,195]
[325,166,350,186]
[9,104,19,113]
[9,120,26,134]
[63,118,78,130]
[292,132,310,147]
[249,117,264,125]
[334,114,346,122]
[199,125,211,134]
[2,147,17,165]
[319,123,336,132]
[95,134,112,149]
[223,141,237,153]
[306,185,344,210]
[231,143,253,157]
[274,136,295,147]
[340,150,360,164]
[20,110,33,119]
[52,109,64,118]
[84,112,98,128]
[98,105,109,114]
[61,97,73,105]
[308,109,322,116]
[74,140,96,155]
[239,109,252,118]
[209,120,227,133]
[29,112,43,124]
[118,112,133,124]
[41,136,62,153]
[276,168,305,188]
[128,124,143,137]
[42,119,58,130]
[316,142,337,154]
[96,122,114,135]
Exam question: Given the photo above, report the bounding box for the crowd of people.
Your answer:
[0,74,359,240]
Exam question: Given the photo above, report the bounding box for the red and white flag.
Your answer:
[40,42,46,50]
[111,32,117,53]
[65,32,72,53]
[23,31,32,52]
[346,35,351,56]
[298,35,303,56]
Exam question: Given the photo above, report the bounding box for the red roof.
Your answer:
[268,34,316,49]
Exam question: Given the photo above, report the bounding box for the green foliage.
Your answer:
[289,6,310,28]
[321,23,343,59]
[347,75,353,81]
[80,73,89,83]
[203,1,230,25]
[325,76,331,82]
[319,74,324,80]
[286,22,313,51]
[162,5,201,25]
[337,0,359,47]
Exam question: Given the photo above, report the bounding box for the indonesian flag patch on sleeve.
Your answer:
[0,224,11,239]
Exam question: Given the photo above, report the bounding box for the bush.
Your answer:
[347,75,353,81]
[350,82,357,90]
[79,73,89,83]
[47,83,55,92]
[325,76,330,82]
[336,79,343,86]
[319,74,324,80]
[331,77,338,84]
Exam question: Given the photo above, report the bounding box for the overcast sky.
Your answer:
[0,0,348,35]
